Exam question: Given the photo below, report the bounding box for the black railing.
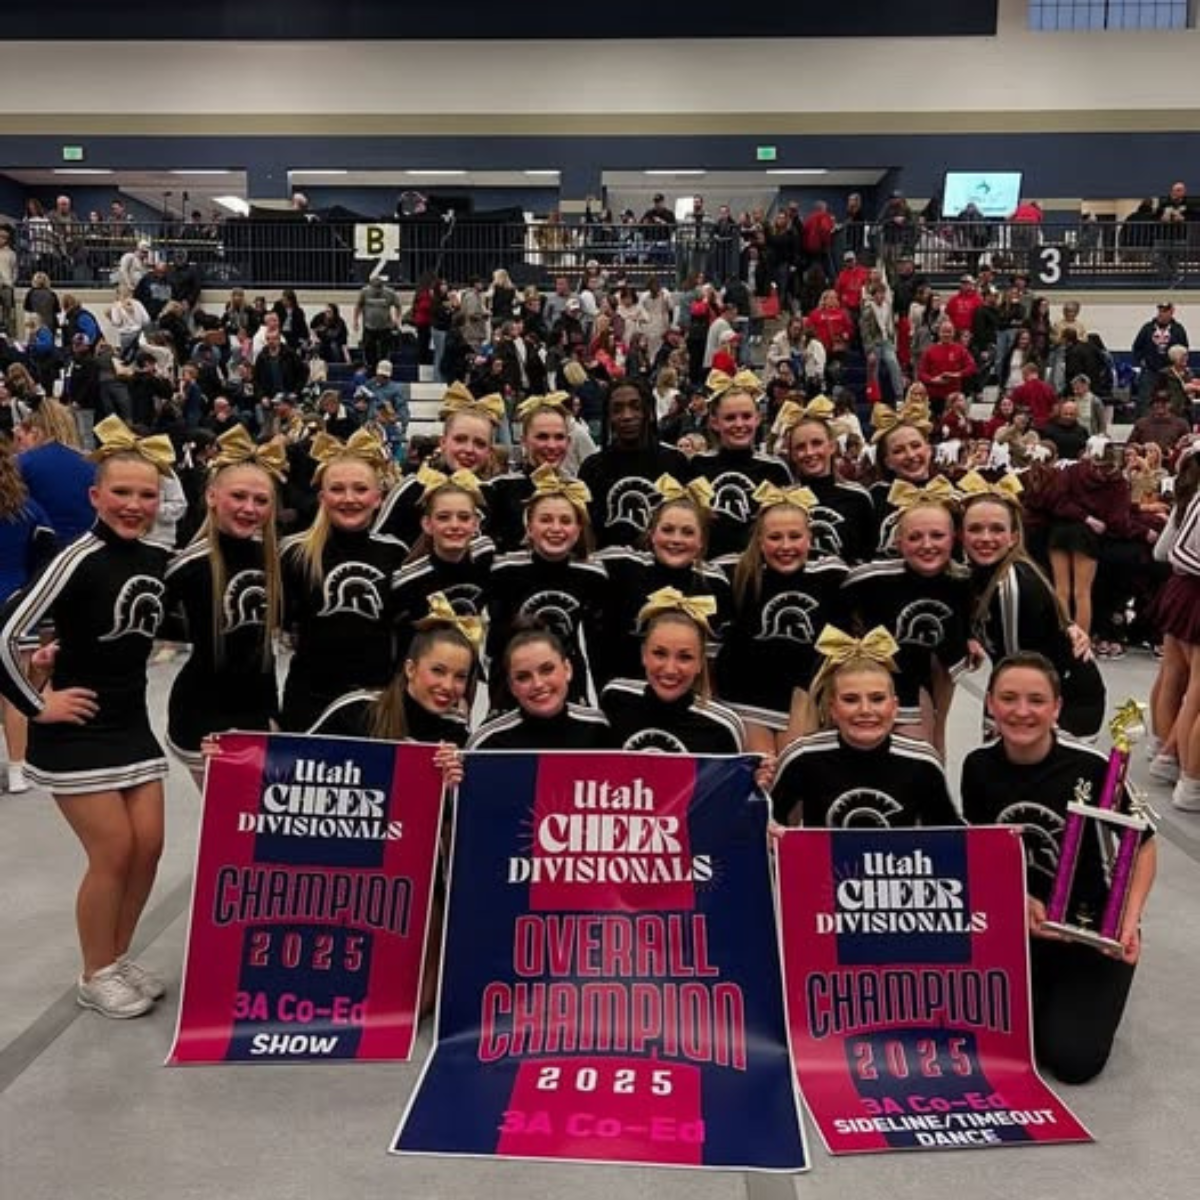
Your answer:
[7,216,1200,292]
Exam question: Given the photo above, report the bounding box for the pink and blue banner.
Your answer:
[392,751,808,1172]
[777,827,1091,1154]
[168,732,446,1065]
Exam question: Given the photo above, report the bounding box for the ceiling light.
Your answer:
[53,168,113,176]
[213,196,250,216]
[644,169,706,177]
[291,170,349,177]
[524,170,561,177]
[169,169,232,176]
[765,169,829,176]
[406,170,467,177]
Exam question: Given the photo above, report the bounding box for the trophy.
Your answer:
[1042,700,1153,954]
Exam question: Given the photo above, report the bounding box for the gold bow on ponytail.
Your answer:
[811,623,900,695]
[636,587,717,633]
[956,469,1023,500]
[310,428,390,478]
[91,415,175,474]
[416,463,484,504]
[886,476,959,510]
[654,473,714,511]
[871,399,933,442]
[753,480,818,511]
[438,382,506,425]
[528,464,591,513]
[705,368,763,399]
[210,425,288,482]
[516,391,571,423]
[414,591,485,650]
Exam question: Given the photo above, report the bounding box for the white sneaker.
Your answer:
[1145,735,1163,762]
[6,764,28,794]
[118,956,167,1001]
[1149,753,1181,785]
[77,962,154,1018]
[1172,776,1200,813]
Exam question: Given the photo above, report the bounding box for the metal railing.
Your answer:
[6,216,1199,293]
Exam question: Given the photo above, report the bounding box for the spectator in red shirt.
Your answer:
[945,274,983,336]
[804,290,855,354]
[801,201,836,276]
[1009,361,1058,428]
[835,251,871,314]
[917,319,977,412]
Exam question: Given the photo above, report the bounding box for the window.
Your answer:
[1028,0,1188,28]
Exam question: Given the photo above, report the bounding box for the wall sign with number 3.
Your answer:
[1036,245,1065,287]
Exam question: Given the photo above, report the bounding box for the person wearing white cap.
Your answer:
[360,358,408,432]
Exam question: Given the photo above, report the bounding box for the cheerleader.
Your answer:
[867,395,937,554]
[685,370,792,558]
[771,624,959,828]
[600,588,746,754]
[279,429,407,731]
[484,392,575,553]
[486,466,608,711]
[959,470,1105,739]
[0,416,176,1019]
[577,378,689,548]
[842,484,973,753]
[164,426,286,787]
[391,465,494,660]
[468,623,614,750]
[961,653,1157,1084]
[596,474,732,685]
[375,383,503,548]
[714,482,848,753]
[779,396,878,563]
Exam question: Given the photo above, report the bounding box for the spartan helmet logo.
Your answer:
[877,510,901,555]
[606,478,657,533]
[895,599,953,648]
[997,802,1064,882]
[438,582,485,618]
[624,728,688,754]
[709,471,756,524]
[807,504,845,557]
[827,789,905,828]
[519,591,580,641]
[317,562,386,619]
[98,575,166,642]
[758,593,819,644]
[223,570,267,632]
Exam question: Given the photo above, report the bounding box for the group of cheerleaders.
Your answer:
[0,370,1171,1087]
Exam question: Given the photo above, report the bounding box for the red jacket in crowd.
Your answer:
[917,341,977,404]
[1009,377,1058,427]
[1045,459,1155,542]
[835,263,871,312]
[802,209,835,257]
[945,290,982,334]
[804,305,855,352]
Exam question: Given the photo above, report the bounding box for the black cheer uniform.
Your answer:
[467,703,614,750]
[309,687,469,746]
[594,548,733,686]
[279,527,408,731]
[685,447,792,558]
[391,536,494,659]
[714,556,848,730]
[796,472,878,565]
[486,550,609,709]
[961,734,1153,1084]
[163,533,279,770]
[578,443,690,548]
[480,469,535,555]
[772,730,960,827]
[841,559,971,721]
[600,678,745,753]
[0,522,171,794]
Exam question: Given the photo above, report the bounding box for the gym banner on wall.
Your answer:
[392,751,808,1172]
[777,826,1092,1154]
[168,733,446,1065]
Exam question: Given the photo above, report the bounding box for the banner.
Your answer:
[778,827,1092,1154]
[393,752,807,1172]
[169,733,446,1065]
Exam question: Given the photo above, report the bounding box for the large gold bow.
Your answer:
[310,428,390,476]
[706,368,763,399]
[415,591,485,650]
[871,399,933,442]
[887,476,959,510]
[637,587,717,633]
[210,425,287,482]
[811,624,900,696]
[957,469,1023,500]
[516,391,571,423]
[439,382,506,425]
[753,480,818,511]
[91,415,176,474]
[529,464,591,511]
[416,463,484,504]
[776,394,836,435]
[654,473,714,511]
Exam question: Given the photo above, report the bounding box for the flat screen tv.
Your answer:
[942,172,1023,219]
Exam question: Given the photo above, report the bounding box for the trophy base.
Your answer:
[1041,921,1123,956]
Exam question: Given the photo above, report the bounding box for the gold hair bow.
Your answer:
[439,383,506,425]
[812,623,900,697]
[310,428,390,477]
[91,415,175,474]
[654,473,713,511]
[637,587,717,633]
[956,469,1023,500]
[416,463,484,504]
[753,480,818,511]
[802,394,836,421]
[415,591,485,650]
[706,368,763,399]
[516,391,570,423]
[871,399,933,442]
[528,464,591,511]
[887,476,959,510]
[210,425,287,482]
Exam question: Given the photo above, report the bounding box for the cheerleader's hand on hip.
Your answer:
[34,684,98,725]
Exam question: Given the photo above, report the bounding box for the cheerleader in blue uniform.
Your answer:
[0,416,176,1019]
[279,429,408,731]
[164,426,286,787]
